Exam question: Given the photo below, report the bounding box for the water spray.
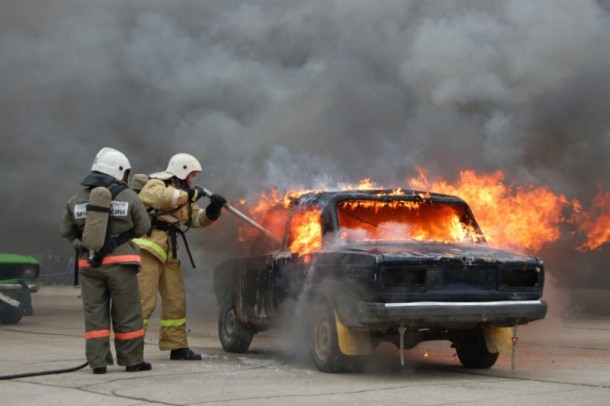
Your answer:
[202,188,282,244]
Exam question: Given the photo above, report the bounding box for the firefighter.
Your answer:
[60,147,152,374]
[134,153,226,360]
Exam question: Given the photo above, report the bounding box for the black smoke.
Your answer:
[1,1,609,314]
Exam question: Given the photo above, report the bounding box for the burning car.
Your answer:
[213,189,547,372]
[0,253,40,324]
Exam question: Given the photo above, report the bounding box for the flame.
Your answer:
[409,168,573,251]
[337,200,480,244]
[236,167,610,255]
[289,209,322,253]
[572,184,610,251]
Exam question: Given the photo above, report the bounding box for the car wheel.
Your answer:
[310,299,350,373]
[0,305,24,325]
[455,326,499,369]
[218,298,254,353]
[16,290,33,316]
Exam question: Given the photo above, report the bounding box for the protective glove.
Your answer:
[205,194,227,221]
[209,194,227,206]
[72,238,82,250]
[188,185,205,203]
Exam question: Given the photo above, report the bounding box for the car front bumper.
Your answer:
[352,299,548,328]
[0,282,40,293]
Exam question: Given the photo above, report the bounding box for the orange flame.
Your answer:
[409,168,574,252]
[289,209,322,253]
[337,200,480,244]
[236,168,610,254]
[572,184,610,251]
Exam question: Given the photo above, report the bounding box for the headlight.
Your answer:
[22,266,38,279]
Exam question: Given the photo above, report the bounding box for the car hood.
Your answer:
[337,241,539,264]
[0,253,39,265]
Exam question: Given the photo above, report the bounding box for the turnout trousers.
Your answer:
[80,264,145,369]
[137,250,188,350]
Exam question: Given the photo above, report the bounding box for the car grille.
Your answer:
[380,266,426,289]
[379,264,541,291]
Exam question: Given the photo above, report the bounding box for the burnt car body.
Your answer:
[0,253,40,324]
[214,189,547,372]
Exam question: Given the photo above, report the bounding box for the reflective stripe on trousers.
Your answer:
[85,329,111,339]
[85,329,145,340]
[160,318,186,327]
[143,318,186,327]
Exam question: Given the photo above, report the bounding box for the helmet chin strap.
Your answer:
[176,178,190,191]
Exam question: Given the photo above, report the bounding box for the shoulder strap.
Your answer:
[108,184,128,199]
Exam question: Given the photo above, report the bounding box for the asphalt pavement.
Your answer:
[1,286,609,405]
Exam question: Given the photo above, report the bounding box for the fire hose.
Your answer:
[0,361,89,380]
[202,188,282,245]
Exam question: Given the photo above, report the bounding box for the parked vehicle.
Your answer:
[0,253,40,324]
[213,189,547,372]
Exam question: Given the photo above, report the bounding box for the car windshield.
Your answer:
[336,199,482,244]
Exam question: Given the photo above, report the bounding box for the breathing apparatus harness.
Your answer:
[146,178,197,268]
[73,177,131,285]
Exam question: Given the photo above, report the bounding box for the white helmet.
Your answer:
[91,147,131,180]
[150,153,202,180]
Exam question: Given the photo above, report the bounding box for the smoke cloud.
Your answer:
[2,1,610,313]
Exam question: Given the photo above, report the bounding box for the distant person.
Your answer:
[60,147,152,374]
[133,153,226,360]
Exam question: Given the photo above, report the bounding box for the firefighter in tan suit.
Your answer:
[60,147,152,374]
[134,153,226,360]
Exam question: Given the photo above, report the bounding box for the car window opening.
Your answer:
[337,200,480,244]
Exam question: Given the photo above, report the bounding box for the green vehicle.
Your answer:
[0,253,40,324]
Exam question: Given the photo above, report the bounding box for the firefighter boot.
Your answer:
[170,347,202,360]
[125,361,152,372]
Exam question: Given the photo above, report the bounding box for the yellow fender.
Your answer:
[482,324,513,353]
[334,311,372,355]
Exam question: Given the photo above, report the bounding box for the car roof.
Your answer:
[288,189,468,207]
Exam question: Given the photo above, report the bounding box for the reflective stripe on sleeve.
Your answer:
[132,238,169,261]
[84,329,111,339]
[171,189,181,206]
[114,329,145,341]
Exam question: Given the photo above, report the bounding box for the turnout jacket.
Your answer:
[60,179,151,268]
[134,178,215,263]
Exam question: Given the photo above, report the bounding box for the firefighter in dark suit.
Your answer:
[60,147,152,374]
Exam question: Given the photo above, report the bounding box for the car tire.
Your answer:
[218,297,254,353]
[0,305,24,325]
[310,299,350,373]
[16,290,33,316]
[455,326,499,369]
